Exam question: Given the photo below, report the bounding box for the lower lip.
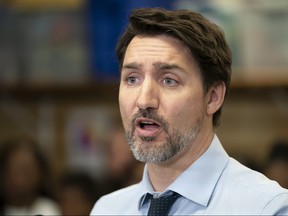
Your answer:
[135,126,161,138]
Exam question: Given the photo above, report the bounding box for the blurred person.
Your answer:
[264,140,288,189]
[57,171,101,216]
[104,126,143,192]
[0,138,60,215]
[91,8,288,215]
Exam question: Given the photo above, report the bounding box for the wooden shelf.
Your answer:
[231,70,288,89]
[1,73,288,101]
[0,82,119,101]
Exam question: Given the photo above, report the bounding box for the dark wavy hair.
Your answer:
[116,8,232,127]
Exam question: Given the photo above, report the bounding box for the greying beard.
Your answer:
[126,118,201,164]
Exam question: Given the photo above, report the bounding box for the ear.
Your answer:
[206,82,226,115]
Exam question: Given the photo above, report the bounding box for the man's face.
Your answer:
[119,35,208,164]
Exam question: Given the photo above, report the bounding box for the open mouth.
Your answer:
[139,121,160,131]
[136,118,161,133]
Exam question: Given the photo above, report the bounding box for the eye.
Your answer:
[163,77,177,86]
[127,76,138,84]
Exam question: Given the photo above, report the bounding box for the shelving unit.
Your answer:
[1,0,288,179]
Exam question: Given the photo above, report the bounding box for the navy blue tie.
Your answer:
[147,192,180,216]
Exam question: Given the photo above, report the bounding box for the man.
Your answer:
[91,8,288,215]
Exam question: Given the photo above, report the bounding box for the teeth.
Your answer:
[141,121,154,124]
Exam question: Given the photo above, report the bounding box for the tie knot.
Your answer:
[148,192,180,216]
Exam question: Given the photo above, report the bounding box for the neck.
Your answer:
[147,129,214,192]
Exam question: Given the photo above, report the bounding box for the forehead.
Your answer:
[125,35,190,57]
[123,35,199,71]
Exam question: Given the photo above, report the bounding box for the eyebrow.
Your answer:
[153,62,184,71]
[122,61,184,72]
[122,62,142,71]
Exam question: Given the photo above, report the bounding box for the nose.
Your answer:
[136,79,159,110]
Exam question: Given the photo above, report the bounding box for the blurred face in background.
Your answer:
[119,35,210,164]
[3,147,41,206]
[107,128,134,178]
[58,185,93,216]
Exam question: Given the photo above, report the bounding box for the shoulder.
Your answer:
[32,197,61,215]
[224,157,285,194]
[220,157,288,213]
[90,183,142,215]
[99,183,140,200]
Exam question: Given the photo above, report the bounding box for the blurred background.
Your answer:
[0,0,288,215]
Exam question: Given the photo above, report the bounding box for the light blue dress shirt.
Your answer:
[90,135,288,215]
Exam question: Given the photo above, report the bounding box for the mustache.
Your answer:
[131,109,169,132]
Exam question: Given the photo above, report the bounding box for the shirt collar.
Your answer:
[138,134,229,208]
[137,165,155,209]
[168,135,229,206]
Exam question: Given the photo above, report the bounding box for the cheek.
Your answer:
[166,95,204,128]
